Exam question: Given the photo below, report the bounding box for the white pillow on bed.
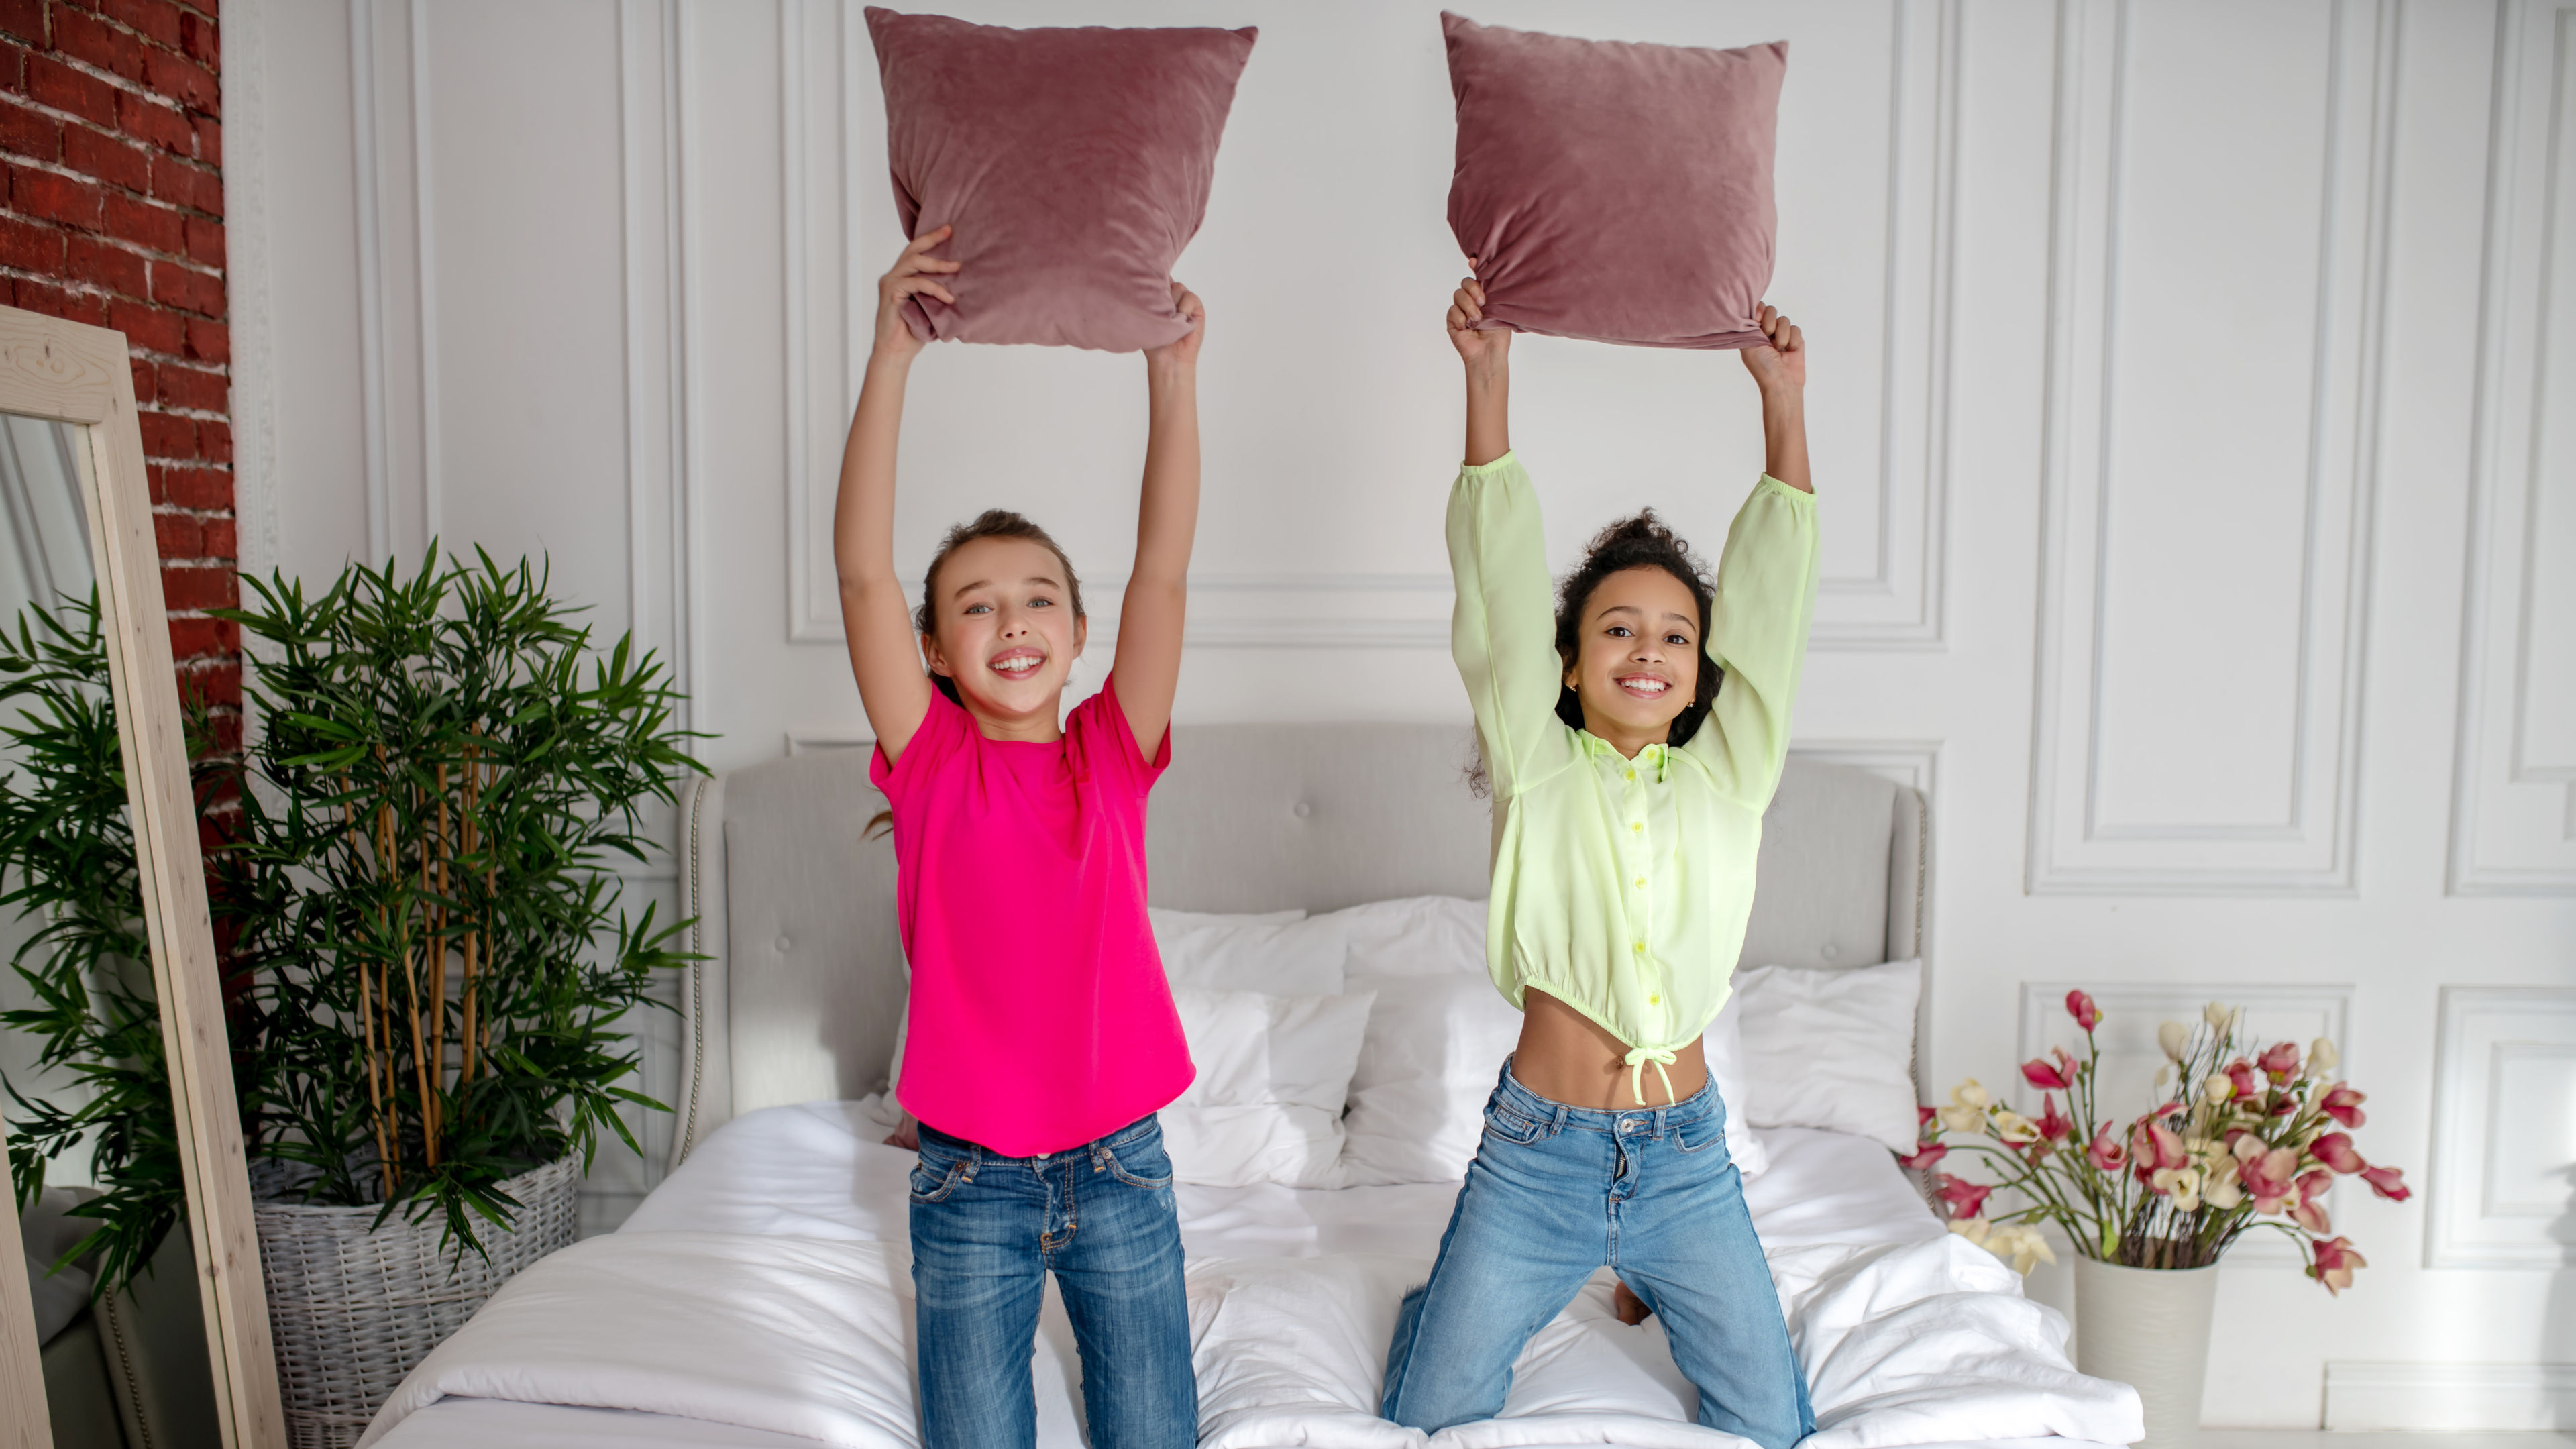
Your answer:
[1326,895,1768,1184]
[1732,958,1923,1154]
[1703,989,1770,1178]
[1329,894,1489,977]
[1150,908,1350,996]
[1337,972,1524,1185]
[1163,985,1375,1189]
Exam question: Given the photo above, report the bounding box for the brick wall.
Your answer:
[0,0,232,753]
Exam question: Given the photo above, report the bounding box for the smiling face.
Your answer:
[1563,564,1703,755]
[918,534,1085,733]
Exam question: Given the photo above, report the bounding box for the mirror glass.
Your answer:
[0,409,221,1444]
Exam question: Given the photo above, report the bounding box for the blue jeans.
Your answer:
[910,1114,1196,1449]
[1381,1062,1815,1449]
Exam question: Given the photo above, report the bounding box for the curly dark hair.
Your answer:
[914,508,1086,706]
[1467,508,1721,798]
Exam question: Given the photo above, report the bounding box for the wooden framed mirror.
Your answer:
[0,305,282,1447]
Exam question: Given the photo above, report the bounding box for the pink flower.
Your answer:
[1919,1104,1939,1133]
[2085,1128,2127,1173]
[2359,1164,2410,1202]
[1898,1142,1949,1172]
[2022,1046,2078,1092]
[1937,1177,1992,1220]
[2320,1083,2366,1128]
[2311,1132,2367,1174]
[2127,1118,2187,1179]
[2037,1093,2074,1143]
[2307,1236,2365,1295]
[2066,989,2102,1033]
[2241,1146,2299,1214]
[2292,1171,2333,1234]
[2258,1040,2302,1083]
[2223,1058,2263,1102]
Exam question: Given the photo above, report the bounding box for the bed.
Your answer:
[359,724,2141,1449]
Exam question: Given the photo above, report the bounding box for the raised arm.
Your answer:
[835,229,959,765]
[1452,267,1509,466]
[1685,304,1821,806]
[1743,303,1810,494]
[1445,272,1567,799]
[1110,283,1205,756]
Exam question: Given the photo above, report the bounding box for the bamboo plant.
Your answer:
[0,592,209,1292]
[2,549,704,1287]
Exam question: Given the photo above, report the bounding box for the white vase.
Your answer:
[2073,1255,2218,1449]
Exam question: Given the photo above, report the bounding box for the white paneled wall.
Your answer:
[223,0,2573,1427]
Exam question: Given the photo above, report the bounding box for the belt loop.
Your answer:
[1552,1102,1569,1135]
[1652,1103,1669,1141]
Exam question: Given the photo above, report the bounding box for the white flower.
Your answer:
[1974,1221,2059,1275]
[1939,1079,1992,1134]
[2309,1036,2339,1075]
[2151,1165,2204,1212]
[1994,1110,2040,1144]
[2158,1020,2192,1061]
[2204,1173,2245,1210]
[2204,1001,2238,1033]
[2202,1074,2235,1104]
[1949,1217,1992,1246]
[2155,1063,2175,1089]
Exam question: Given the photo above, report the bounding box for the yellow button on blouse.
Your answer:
[1449,451,1820,1105]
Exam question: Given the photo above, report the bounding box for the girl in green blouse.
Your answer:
[1379,272,1819,1446]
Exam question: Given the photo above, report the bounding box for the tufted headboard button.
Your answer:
[1821,943,1841,963]
[776,934,794,953]
[1293,801,1312,819]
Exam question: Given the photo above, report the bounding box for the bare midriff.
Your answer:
[1510,987,1709,1111]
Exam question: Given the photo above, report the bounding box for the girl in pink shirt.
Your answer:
[833,227,1204,1449]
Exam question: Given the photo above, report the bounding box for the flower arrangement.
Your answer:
[1909,991,2407,1294]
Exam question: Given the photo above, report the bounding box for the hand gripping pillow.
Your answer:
[865,9,1256,351]
[1442,12,1786,350]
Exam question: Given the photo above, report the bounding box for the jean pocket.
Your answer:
[1671,1112,1731,1157]
[909,1148,970,1203]
[1483,1102,1547,1146]
[1098,1125,1173,1191]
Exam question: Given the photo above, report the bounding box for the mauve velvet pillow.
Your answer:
[1443,13,1786,350]
[865,9,1256,352]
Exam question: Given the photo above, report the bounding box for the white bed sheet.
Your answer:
[376,1100,2125,1449]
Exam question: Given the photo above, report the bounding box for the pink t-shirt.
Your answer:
[869,677,1194,1157]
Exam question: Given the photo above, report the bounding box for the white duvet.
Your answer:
[364,1104,2140,1449]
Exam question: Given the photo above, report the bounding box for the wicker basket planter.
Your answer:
[254,1155,579,1448]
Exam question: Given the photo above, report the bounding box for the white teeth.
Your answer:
[994,655,1041,675]
[1621,678,1668,694]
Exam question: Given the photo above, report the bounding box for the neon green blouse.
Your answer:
[1449,452,1820,1105]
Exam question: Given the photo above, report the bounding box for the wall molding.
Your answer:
[1807,0,1959,649]
[226,0,280,594]
[408,0,443,541]
[2446,0,2576,896]
[2025,0,2394,896]
[782,0,1961,652]
[1790,740,1941,799]
[348,0,392,564]
[618,0,698,740]
[2015,980,2353,1265]
[2427,985,2576,1268]
[2324,1360,2576,1431]
[342,0,446,566]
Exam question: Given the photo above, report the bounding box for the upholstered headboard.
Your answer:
[668,724,1927,1170]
